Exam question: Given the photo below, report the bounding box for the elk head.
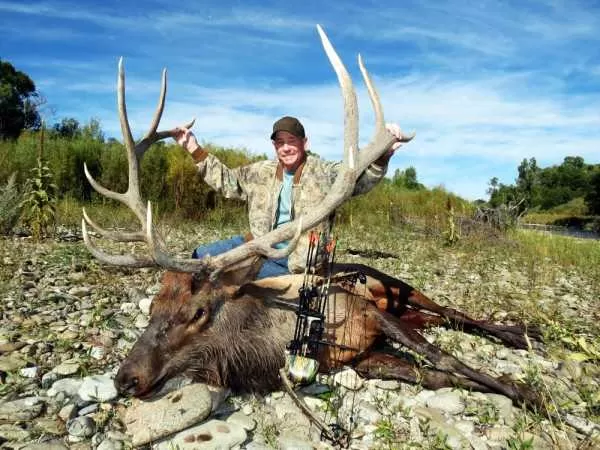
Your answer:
[82,25,414,398]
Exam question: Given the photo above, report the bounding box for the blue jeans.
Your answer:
[191,235,290,280]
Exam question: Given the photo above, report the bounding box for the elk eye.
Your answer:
[193,308,206,321]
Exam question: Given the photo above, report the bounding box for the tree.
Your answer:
[487,177,499,197]
[585,168,600,215]
[488,182,520,208]
[82,118,105,142]
[392,166,424,190]
[516,157,540,207]
[52,117,81,138]
[0,59,41,140]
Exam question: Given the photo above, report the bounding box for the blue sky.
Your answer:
[2,0,599,200]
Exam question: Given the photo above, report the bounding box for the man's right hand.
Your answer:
[171,127,200,154]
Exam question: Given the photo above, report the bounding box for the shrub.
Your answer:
[20,156,57,241]
[0,172,23,235]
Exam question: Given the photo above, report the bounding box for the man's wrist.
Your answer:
[373,151,392,168]
[190,145,208,162]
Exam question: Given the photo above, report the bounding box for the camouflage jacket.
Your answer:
[192,150,388,273]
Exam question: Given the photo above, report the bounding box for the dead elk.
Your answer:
[79,25,543,412]
[114,264,542,410]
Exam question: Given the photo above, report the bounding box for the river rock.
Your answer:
[333,368,364,390]
[0,396,44,422]
[78,374,118,402]
[154,419,247,450]
[53,359,81,376]
[67,415,96,438]
[226,411,256,431]
[138,297,152,315]
[0,354,28,372]
[425,389,466,415]
[123,383,212,447]
[0,423,33,441]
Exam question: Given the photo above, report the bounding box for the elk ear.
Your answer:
[218,256,265,287]
[234,282,291,300]
[235,274,302,300]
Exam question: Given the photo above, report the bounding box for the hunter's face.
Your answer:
[273,131,307,172]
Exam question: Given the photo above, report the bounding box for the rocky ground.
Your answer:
[0,225,599,449]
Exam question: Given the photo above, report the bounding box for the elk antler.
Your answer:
[82,25,415,276]
[82,57,194,266]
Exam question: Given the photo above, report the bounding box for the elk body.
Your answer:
[81,25,542,415]
[115,263,540,409]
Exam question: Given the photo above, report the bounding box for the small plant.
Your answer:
[373,416,411,449]
[20,155,57,241]
[442,197,460,246]
[418,418,453,450]
[507,414,536,450]
[260,422,279,449]
[0,172,24,235]
[371,392,413,449]
[478,400,501,426]
[464,395,501,428]
[522,362,543,391]
[430,431,453,450]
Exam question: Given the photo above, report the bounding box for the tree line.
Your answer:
[3,58,598,219]
[488,157,600,215]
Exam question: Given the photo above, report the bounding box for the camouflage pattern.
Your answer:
[195,153,388,272]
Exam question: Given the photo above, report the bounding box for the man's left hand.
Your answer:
[385,123,404,152]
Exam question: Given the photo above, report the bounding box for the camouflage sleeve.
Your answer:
[327,160,387,196]
[193,152,252,201]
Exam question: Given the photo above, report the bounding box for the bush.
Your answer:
[0,172,23,235]
[20,157,57,241]
[337,182,474,237]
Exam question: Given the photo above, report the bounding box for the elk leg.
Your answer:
[395,309,536,352]
[402,290,541,350]
[367,305,542,410]
[398,310,449,330]
[353,351,497,393]
[334,263,541,349]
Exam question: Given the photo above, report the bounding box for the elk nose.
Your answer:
[115,374,139,396]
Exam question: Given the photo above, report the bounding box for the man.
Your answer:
[172,116,405,279]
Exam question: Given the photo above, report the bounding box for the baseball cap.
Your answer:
[270,116,305,140]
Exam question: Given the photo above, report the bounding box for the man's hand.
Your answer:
[372,123,409,167]
[385,123,404,152]
[171,127,200,154]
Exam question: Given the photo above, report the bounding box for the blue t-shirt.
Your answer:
[274,170,294,248]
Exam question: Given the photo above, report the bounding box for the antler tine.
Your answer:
[116,58,147,226]
[135,68,196,159]
[357,54,415,163]
[83,162,126,204]
[118,57,137,160]
[142,68,168,149]
[358,54,384,135]
[316,24,358,167]
[82,208,144,242]
[82,218,154,267]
